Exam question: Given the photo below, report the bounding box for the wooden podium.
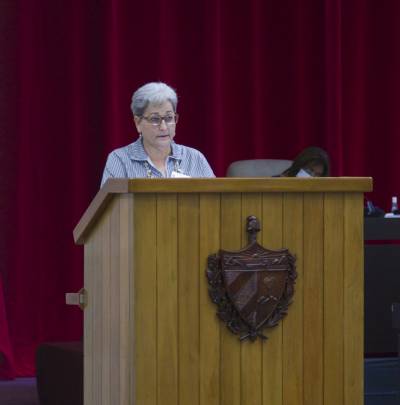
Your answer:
[73,177,372,405]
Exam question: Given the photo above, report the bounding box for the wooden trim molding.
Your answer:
[73,177,372,244]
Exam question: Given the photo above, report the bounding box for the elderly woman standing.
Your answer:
[101,82,214,186]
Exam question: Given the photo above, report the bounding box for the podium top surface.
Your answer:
[74,177,372,244]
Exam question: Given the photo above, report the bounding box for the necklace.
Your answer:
[143,160,181,178]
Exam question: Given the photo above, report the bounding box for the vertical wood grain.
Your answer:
[220,193,241,405]
[134,194,157,405]
[282,193,304,405]
[92,215,103,405]
[241,193,263,405]
[84,235,95,405]
[109,198,121,404]
[303,194,324,405]
[344,193,364,405]
[199,193,221,405]
[119,194,132,405]
[101,205,111,405]
[261,193,284,405]
[178,194,200,405]
[324,193,344,405]
[157,193,178,405]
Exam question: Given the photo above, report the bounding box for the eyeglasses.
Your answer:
[139,113,179,126]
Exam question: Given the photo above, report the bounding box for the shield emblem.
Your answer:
[207,216,296,341]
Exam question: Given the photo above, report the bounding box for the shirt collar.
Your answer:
[127,137,183,161]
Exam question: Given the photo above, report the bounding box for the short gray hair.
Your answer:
[130,82,178,116]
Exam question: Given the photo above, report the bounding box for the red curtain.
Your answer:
[1,0,400,376]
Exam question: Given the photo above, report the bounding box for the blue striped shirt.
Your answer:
[101,137,215,186]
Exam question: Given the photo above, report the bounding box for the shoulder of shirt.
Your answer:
[174,143,205,159]
[108,139,146,161]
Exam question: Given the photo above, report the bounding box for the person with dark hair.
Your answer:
[280,146,330,177]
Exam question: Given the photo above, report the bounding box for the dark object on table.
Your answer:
[36,341,83,405]
[364,200,385,217]
[364,218,400,355]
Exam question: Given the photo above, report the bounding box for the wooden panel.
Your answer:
[118,195,133,405]
[282,193,304,405]
[241,193,262,405]
[157,194,178,405]
[134,194,157,405]
[178,194,200,405]
[199,194,221,405]
[344,194,364,405]
[261,193,284,405]
[92,214,104,405]
[324,193,344,405]
[220,193,242,405]
[123,178,372,193]
[74,178,372,244]
[109,198,121,404]
[101,205,111,405]
[303,194,324,405]
[84,235,95,405]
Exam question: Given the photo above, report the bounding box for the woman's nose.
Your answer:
[159,119,168,130]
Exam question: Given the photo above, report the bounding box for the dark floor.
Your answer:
[0,359,399,405]
[0,378,39,405]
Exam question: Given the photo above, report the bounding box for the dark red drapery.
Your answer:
[1,0,400,376]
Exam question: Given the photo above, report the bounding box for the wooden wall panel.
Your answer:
[282,193,304,405]
[303,194,324,405]
[261,193,284,405]
[324,193,344,405]
[133,194,157,405]
[199,193,221,405]
[241,193,263,405]
[344,194,364,405]
[220,193,242,405]
[157,194,178,405]
[178,194,200,405]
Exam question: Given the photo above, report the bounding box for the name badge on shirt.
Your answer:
[171,171,191,178]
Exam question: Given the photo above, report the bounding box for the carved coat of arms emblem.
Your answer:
[206,216,297,341]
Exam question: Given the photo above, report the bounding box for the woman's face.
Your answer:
[134,101,177,151]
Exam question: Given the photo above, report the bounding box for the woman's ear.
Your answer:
[134,115,141,133]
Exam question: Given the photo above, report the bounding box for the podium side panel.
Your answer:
[262,193,284,405]
[85,199,127,405]
[134,194,157,405]
[220,193,242,405]
[199,194,221,405]
[101,204,112,405]
[178,194,200,405]
[110,199,121,404]
[157,194,178,405]
[92,207,105,405]
[303,194,324,405]
[241,193,262,405]
[324,193,344,405]
[282,193,304,405]
[84,233,95,405]
[344,193,364,405]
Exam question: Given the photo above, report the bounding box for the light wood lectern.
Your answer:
[73,177,372,405]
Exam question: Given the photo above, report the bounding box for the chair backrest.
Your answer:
[226,159,293,177]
